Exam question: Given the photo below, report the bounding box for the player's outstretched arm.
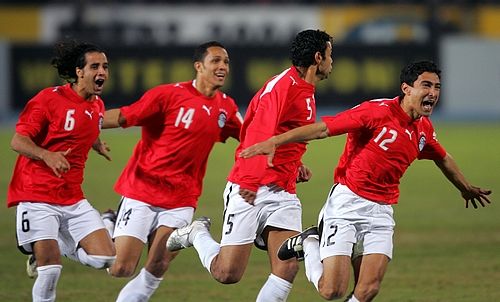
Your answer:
[102,108,127,129]
[434,153,492,209]
[239,121,329,166]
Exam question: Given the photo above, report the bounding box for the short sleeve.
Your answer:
[220,99,242,142]
[419,130,447,160]
[16,94,48,138]
[120,85,169,128]
[322,102,378,136]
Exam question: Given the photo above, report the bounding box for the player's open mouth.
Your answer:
[215,72,225,80]
[422,100,434,111]
[95,79,105,87]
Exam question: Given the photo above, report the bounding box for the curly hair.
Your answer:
[51,40,104,83]
[289,29,333,68]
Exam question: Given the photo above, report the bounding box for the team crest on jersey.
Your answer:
[418,134,426,151]
[218,112,227,128]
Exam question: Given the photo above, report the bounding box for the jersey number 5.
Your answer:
[305,98,313,120]
[373,126,397,151]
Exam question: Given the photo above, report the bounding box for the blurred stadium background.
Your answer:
[1,1,499,301]
[1,0,500,121]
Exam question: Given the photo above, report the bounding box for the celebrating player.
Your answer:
[167,29,333,301]
[102,41,242,302]
[7,40,115,302]
[239,60,492,301]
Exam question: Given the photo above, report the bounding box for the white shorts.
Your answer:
[318,184,395,260]
[16,200,105,254]
[113,197,194,243]
[220,182,302,248]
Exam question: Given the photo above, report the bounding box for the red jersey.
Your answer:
[7,84,105,207]
[322,96,446,204]
[114,80,241,209]
[229,66,316,193]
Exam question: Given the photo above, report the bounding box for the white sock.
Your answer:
[346,292,360,302]
[103,219,115,238]
[76,249,115,269]
[57,236,77,260]
[303,237,322,291]
[256,273,293,302]
[32,265,62,302]
[116,268,163,302]
[192,230,220,273]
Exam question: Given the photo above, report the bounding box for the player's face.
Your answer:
[404,71,440,119]
[316,41,333,81]
[198,46,229,90]
[76,52,109,98]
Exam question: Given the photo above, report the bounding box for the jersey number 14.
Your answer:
[175,107,195,129]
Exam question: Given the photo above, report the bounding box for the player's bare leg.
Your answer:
[255,227,299,302]
[115,226,178,302]
[209,243,253,283]
[144,226,179,277]
[109,235,144,277]
[265,227,300,282]
[67,229,116,270]
[350,254,389,302]
[318,255,351,300]
[32,239,61,268]
[79,228,115,256]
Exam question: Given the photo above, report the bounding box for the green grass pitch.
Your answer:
[1,122,499,301]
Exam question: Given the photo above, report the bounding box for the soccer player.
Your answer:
[102,41,242,302]
[7,40,116,302]
[167,29,334,301]
[239,60,492,301]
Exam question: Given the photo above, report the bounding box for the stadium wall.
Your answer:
[1,4,500,122]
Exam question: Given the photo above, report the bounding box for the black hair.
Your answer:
[193,41,225,63]
[290,29,333,68]
[400,60,441,87]
[51,40,104,83]
[399,60,441,98]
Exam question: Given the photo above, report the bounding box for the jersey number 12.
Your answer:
[373,127,397,151]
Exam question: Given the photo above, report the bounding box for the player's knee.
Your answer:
[109,261,136,278]
[356,284,380,301]
[273,259,299,282]
[214,272,242,284]
[319,288,345,300]
[318,283,347,300]
[212,268,244,284]
[145,257,175,277]
[83,254,116,270]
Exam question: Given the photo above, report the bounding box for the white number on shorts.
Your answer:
[373,127,397,151]
[174,107,195,129]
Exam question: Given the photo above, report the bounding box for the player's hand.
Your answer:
[93,139,112,161]
[297,165,312,183]
[462,186,492,209]
[41,148,71,178]
[239,188,257,205]
[239,140,276,167]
